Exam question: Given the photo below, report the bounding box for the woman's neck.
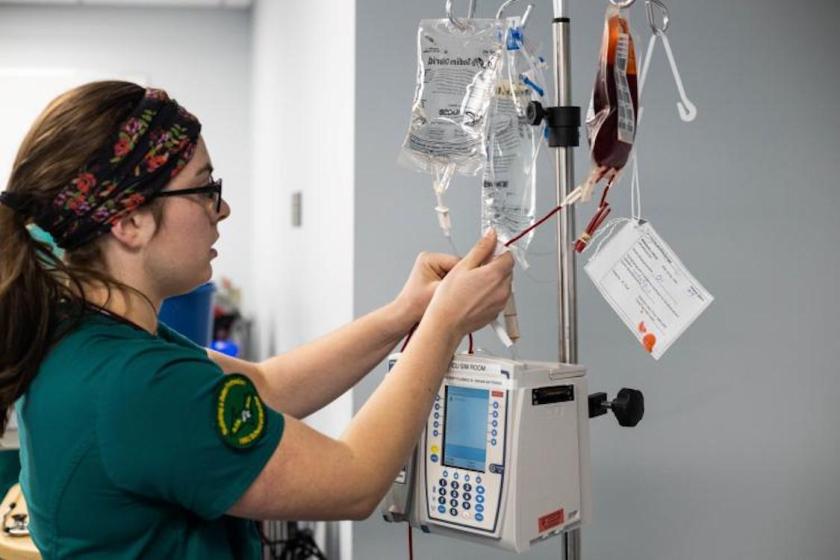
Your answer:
[83,282,160,334]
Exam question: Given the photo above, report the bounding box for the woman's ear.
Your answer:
[109,208,157,250]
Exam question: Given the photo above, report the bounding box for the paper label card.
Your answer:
[584,220,714,359]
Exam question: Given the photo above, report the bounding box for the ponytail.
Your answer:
[0,206,83,433]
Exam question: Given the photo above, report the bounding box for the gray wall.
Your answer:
[354,0,840,559]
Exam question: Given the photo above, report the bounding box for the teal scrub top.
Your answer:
[16,310,285,559]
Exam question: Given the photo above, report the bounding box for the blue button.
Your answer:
[475,513,484,522]
[476,495,485,503]
[438,488,447,496]
[451,481,459,490]
[438,497,446,505]
[477,485,485,494]
[434,412,439,419]
[476,504,484,512]
[431,454,439,462]
[463,492,472,501]
[443,470,449,478]
[492,411,499,418]
[476,476,482,484]
[439,478,447,487]
[491,429,497,437]
[450,508,458,516]
[464,474,470,482]
[433,430,439,437]
[491,439,497,446]
[453,472,459,480]
[463,502,471,510]
[438,505,446,513]
[433,421,439,428]
[492,420,498,428]
[450,498,458,507]
[463,483,472,492]
[493,402,499,409]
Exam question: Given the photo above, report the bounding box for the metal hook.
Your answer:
[496,0,518,19]
[446,0,477,30]
[645,0,670,34]
[609,0,637,8]
[496,0,533,28]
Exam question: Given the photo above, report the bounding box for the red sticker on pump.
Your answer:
[492,390,504,398]
[538,508,565,532]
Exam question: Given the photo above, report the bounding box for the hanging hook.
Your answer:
[637,3,697,123]
[496,0,518,19]
[496,0,533,28]
[645,0,670,34]
[446,0,477,30]
[659,34,696,121]
[609,0,637,8]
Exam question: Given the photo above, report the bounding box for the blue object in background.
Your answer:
[211,339,240,357]
[159,282,216,347]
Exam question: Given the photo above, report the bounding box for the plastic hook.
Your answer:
[638,4,697,123]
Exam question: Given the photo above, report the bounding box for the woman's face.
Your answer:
[146,136,230,297]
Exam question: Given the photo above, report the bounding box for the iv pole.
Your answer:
[550,1,649,558]
[550,2,580,558]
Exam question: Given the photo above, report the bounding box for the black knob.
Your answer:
[611,388,644,427]
[527,101,545,126]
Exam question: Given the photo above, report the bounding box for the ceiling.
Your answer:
[0,0,251,8]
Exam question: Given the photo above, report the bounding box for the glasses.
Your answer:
[156,177,223,214]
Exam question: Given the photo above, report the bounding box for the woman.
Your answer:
[0,81,513,558]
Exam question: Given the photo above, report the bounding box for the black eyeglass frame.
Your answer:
[155,178,223,214]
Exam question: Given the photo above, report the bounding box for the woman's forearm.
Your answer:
[254,300,417,417]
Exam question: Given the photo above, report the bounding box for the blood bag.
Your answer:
[581,5,639,200]
[399,18,505,177]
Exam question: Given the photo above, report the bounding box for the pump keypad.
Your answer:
[426,383,507,532]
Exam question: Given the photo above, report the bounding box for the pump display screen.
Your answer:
[443,386,489,472]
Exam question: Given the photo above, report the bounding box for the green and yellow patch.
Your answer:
[214,374,266,450]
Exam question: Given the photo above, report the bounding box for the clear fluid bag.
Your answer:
[399,18,506,177]
[481,21,546,257]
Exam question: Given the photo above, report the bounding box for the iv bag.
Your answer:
[399,18,505,177]
[581,5,639,199]
[481,22,546,256]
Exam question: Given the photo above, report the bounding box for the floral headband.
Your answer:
[0,88,201,250]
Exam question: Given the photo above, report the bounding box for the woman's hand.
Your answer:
[424,230,514,338]
[394,251,460,324]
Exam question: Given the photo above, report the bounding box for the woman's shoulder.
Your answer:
[45,310,216,380]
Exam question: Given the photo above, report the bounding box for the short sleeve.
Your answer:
[96,343,284,520]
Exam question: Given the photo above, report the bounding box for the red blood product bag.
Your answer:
[581,5,639,201]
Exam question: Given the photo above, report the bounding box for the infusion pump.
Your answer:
[381,353,592,553]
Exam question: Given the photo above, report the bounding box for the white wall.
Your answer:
[251,0,355,558]
[0,5,253,311]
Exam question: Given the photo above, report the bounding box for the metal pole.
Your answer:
[552,1,580,559]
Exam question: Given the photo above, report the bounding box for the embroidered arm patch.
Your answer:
[214,373,267,450]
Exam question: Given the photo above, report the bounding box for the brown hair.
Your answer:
[0,81,162,434]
